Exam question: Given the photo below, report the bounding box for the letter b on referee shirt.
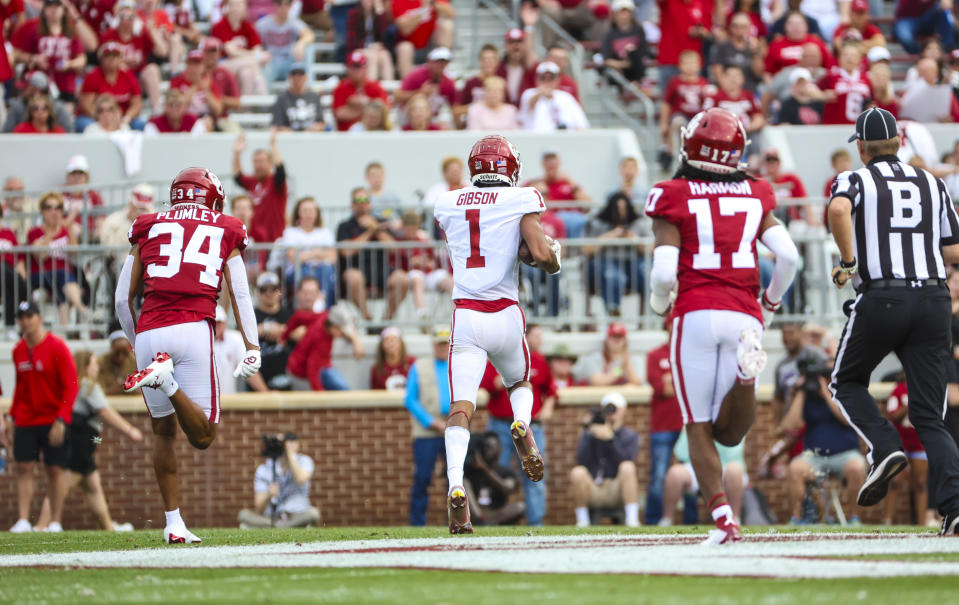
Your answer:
[890,182,922,229]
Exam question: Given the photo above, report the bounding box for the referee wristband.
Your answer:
[839,258,857,271]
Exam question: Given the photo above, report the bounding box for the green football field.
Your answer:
[2,526,959,605]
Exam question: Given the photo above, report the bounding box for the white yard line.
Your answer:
[3,533,959,579]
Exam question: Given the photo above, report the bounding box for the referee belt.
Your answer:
[858,278,947,292]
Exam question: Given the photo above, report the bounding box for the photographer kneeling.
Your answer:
[237,432,321,528]
[569,392,641,526]
[782,351,866,524]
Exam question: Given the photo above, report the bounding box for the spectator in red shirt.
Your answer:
[395,46,456,127]
[200,38,242,117]
[460,43,501,107]
[868,59,900,118]
[333,50,390,131]
[525,150,592,237]
[0,0,24,92]
[232,129,289,244]
[822,148,852,217]
[0,204,28,334]
[171,49,225,120]
[832,0,885,55]
[704,64,765,135]
[727,0,765,40]
[547,345,577,387]
[345,0,395,81]
[546,44,581,101]
[818,41,871,124]
[764,12,833,77]
[12,92,66,133]
[7,301,77,534]
[392,0,454,77]
[77,42,143,130]
[763,148,818,226]
[61,153,104,238]
[644,323,685,525]
[27,192,89,325]
[658,50,715,171]
[369,325,415,390]
[100,0,166,114]
[656,0,718,87]
[390,210,452,319]
[211,0,269,94]
[286,304,364,390]
[283,275,324,349]
[11,0,86,103]
[497,27,537,106]
[145,87,206,134]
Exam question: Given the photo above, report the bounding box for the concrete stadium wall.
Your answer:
[0,130,644,208]
[0,385,916,531]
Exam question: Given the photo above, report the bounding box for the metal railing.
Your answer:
[0,224,853,339]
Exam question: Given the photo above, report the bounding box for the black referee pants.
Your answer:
[831,285,959,515]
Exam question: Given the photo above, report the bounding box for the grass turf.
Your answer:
[0,527,954,605]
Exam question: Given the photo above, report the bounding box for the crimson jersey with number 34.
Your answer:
[644,177,777,322]
[128,204,249,334]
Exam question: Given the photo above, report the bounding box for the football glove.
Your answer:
[234,349,262,378]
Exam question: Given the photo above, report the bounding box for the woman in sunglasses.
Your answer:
[12,93,66,134]
[26,192,89,325]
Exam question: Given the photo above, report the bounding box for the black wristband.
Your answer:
[839,258,856,269]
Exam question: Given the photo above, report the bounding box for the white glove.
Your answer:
[234,349,262,378]
[548,237,562,274]
[650,287,676,316]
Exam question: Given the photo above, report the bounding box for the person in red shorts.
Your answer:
[77,42,142,130]
[832,0,885,55]
[818,41,871,125]
[369,326,415,390]
[11,0,85,104]
[392,0,453,77]
[211,0,269,94]
[100,0,166,114]
[7,301,77,533]
[232,129,288,243]
[332,50,389,131]
[884,379,935,526]
[658,50,715,172]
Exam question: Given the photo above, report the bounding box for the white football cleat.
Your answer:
[124,352,173,393]
[164,525,202,544]
[736,329,766,381]
[9,519,32,533]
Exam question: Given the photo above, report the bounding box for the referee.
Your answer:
[828,107,959,533]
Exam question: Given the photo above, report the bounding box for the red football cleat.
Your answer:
[124,352,174,393]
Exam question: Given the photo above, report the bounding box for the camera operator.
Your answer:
[463,431,525,526]
[781,351,867,524]
[568,392,641,526]
[237,432,321,528]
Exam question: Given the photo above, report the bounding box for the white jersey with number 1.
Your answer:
[434,185,546,302]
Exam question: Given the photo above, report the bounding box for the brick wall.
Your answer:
[0,401,916,529]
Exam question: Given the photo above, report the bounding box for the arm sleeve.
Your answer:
[759,223,799,304]
[114,254,137,344]
[939,179,959,245]
[650,245,680,299]
[226,254,259,347]
[403,365,434,429]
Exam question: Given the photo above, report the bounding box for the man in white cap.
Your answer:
[777,67,825,125]
[518,61,589,132]
[568,392,642,526]
[395,46,456,121]
[214,306,269,394]
[61,154,104,240]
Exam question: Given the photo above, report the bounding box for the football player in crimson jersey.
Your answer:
[433,135,561,534]
[114,167,261,544]
[645,108,799,544]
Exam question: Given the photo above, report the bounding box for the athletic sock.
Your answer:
[575,507,590,526]
[445,426,470,490]
[510,386,534,426]
[624,502,640,526]
[711,503,735,526]
[165,509,183,527]
[159,377,179,399]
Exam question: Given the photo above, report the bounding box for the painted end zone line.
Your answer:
[3,534,959,579]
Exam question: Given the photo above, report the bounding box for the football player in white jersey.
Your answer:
[433,135,562,534]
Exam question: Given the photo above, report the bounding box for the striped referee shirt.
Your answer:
[831,154,959,284]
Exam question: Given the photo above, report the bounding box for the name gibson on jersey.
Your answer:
[155,207,225,223]
[686,181,753,196]
[456,191,500,206]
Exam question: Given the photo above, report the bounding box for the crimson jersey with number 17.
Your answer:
[645,176,777,322]
[129,204,249,333]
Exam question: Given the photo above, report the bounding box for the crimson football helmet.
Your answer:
[468,135,521,186]
[169,167,225,211]
[680,108,748,174]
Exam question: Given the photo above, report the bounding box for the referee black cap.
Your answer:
[848,107,898,142]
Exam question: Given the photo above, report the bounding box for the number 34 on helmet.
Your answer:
[680,108,749,174]
[170,167,226,211]
[468,134,522,186]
